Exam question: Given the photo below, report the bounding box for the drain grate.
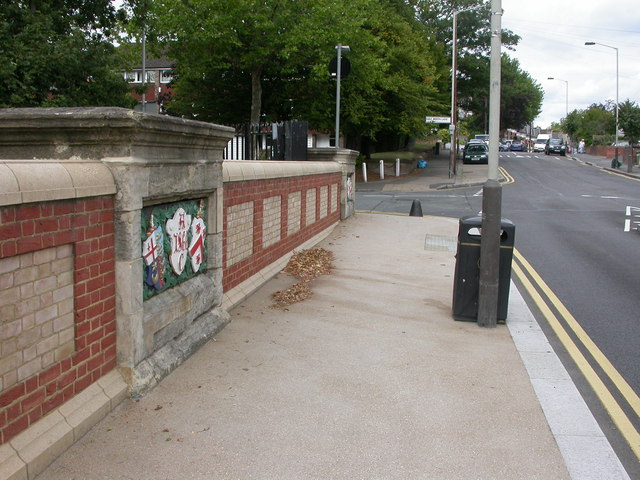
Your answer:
[424,234,457,252]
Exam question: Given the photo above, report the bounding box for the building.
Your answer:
[122,56,174,114]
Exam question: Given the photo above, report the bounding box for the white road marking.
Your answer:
[624,206,640,232]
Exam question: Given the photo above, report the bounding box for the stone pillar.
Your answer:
[0,107,234,396]
[308,148,358,219]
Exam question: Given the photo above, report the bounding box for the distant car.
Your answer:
[509,140,525,152]
[462,142,489,164]
[499,141,510,151]
[545,138,566,156]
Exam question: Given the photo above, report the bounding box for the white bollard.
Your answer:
[396,158,400,177]
[379,160,385,180]
[362,162,368,183]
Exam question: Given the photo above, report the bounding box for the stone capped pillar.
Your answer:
[308,148,357,219]
[0,107,234,396]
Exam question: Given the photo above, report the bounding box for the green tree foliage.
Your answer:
[619,100,640,145]
[559,103,615,145]
[460,55,542,133]
[0,0,134,108]
[416,0,542,134]
[148,0,445,151]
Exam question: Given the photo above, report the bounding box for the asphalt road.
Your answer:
[355,151,640,477]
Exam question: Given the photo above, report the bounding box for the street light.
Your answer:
[448,8,474,178]
[449,10,460,178]
[585,41,622,169]
[334,44,350,148]
[547,77,568,119]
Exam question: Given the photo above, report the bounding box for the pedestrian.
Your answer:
[578,139,585,154]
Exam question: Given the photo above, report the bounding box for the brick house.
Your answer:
[122,56,174,114]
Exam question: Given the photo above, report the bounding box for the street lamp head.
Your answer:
[585,42,596,45]
[547,77,554,80]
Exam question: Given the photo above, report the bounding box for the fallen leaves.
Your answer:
[271,248,334,309]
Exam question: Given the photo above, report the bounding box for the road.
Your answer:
[356,151,640,477]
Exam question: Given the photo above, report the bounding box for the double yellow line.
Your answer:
[499,166,515,185]
[513,249,640,459]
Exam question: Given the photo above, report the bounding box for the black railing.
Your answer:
[223,121,308,161]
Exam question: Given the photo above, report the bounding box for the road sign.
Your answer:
[329,56,351,78]
[425,116,451,124]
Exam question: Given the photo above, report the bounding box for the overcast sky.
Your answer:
[501,0,640,129]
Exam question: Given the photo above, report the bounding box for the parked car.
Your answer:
[545,138,566,156]
[499,140,511,151]
[462,141,489,164]
[509,140,525,152]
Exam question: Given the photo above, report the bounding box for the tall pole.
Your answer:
[477,0,502,328]
[449,11,458,178]
[585,42,622,170]
[141,26,146,112]
[565,80,569,119]
[334,44,349,148]
[547,77,569,119]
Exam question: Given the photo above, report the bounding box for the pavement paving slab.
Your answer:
[36,214,570,480]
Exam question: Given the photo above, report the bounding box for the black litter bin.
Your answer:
[452,216,515,322]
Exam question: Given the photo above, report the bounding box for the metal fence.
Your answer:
[223,121,308,161]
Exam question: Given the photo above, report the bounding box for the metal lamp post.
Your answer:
[449,10,460,178]
[335,44,350,148]
[585,42,623,170]
[547,77,569,119]
[477,0,502,328]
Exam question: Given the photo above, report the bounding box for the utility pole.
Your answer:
[449,11,459,178]
[335,44,350,148]
[477,0,502,328]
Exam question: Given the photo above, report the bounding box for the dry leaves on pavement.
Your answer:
[271,248,334,309]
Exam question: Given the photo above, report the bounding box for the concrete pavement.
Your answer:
[33,151,632,480]
[571,152,640,180]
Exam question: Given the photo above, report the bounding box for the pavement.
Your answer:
[34,150,633,480]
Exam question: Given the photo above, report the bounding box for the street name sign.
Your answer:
[425,116,451,124]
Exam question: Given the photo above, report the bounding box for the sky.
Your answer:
[501,0,640,129]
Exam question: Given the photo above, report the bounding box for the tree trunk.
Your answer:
[250,67,263,125]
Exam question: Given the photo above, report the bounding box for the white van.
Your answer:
[533,134,550,152]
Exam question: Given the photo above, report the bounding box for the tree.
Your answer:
[0,1,134,108]
[150,0,445,153]
[415,1,542,133]
[619,100,640,145]
[558,104,615,145]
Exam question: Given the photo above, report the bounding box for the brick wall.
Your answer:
[0,197,116,444]
[223,172,341,293]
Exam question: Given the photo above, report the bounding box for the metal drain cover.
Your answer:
[424,234,457,252]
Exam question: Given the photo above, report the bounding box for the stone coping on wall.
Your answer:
[0,160,116,207]
[223,160,340,183]
[0,370,127,480]
[0,107,234,162]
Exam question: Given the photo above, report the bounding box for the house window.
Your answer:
[160,69,173,84]
[123,72,137,82]
[145,71,156,83]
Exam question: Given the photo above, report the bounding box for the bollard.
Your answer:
[379,160,385,180]
[396,158,400,177]
[362,162,368,183]
[409,199,423,217]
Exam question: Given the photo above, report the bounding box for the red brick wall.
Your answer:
[0,197,116,444]
[223,173,341,292]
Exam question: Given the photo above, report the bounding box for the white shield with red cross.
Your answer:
[142,226,165,290]
[189,217,206,272]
